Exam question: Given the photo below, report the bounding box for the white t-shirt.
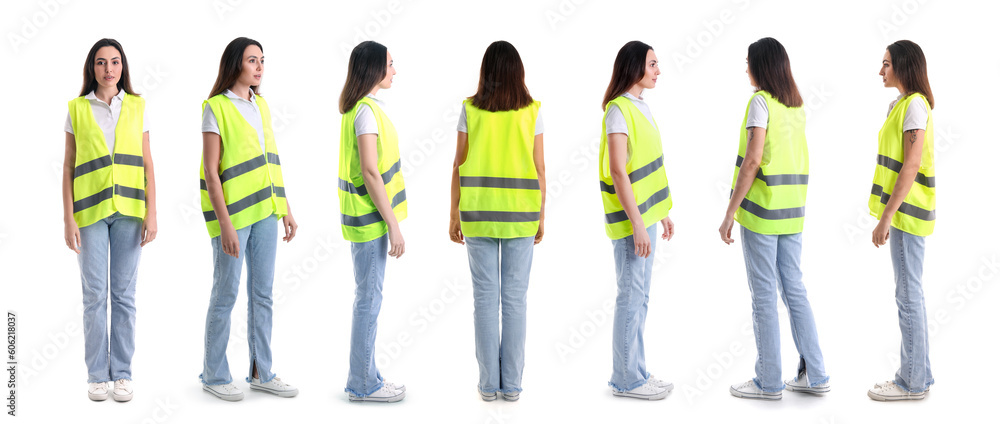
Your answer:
[64,89,149,154]
[604,92,657,135]
[202,89,265,152]
[457,103,544,135]
[888,93,929,131]
[354,94,385,137]
[746,93,769,129]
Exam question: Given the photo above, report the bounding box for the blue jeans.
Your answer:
[345,234,389,397]
[78,212,142,383]
[466,236,534,394]
[890,227,934,392]
[741,226,828,392]
[609,224,656,391]
[201,215,277,385]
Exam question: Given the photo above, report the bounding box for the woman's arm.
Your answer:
[608,133,651,257]
[203,132,240,257]
[720,126,765,244]
[872,129,925,247]
[358,134,404,257]
[62,132,80,253]
[533,133,545,244]
[281,198,297,243]
[449,132,469,245]
[140,131,157,247]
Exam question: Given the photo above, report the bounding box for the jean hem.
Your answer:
[199,373,233,386]
[608,379,646,392]
[345,381,384,397]
[808,375,830,387]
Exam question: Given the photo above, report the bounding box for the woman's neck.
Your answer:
[95,85,118,105]
[627,85,643,99]
[231,83,253,101]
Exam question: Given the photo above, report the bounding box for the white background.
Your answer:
[1,0,996,422]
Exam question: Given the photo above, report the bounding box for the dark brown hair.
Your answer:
[209,37,263,99]
[747,37,803,108]
[602,41,652,111]
[339,41,389,114]
[79,38,137,97]
[469,41,533,112]
[887,40,934,109]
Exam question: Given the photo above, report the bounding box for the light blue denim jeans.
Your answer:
[609,224,657,392]
[201,215,278,385]
[345,233,389,397]
[740,226,828,392]
[78,211,142,383]
[890,227,934,392]
[466,236,534,395]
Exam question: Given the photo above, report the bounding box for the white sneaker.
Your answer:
[349,384,404,402]
[647,374,675,392]
[203,383,245,401]
[112,379,133,402]
[250,377,299,397]
[867,380,926,401]
[88,382,109,401]
[479,387,497,402]
[384,380,406,393]
[784,372,830,395]
[730,379,782,400]
[502,391,520,401]
[612,382,668,400]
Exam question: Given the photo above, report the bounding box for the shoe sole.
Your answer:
[613,390,669,400]
[502,393,519,402]
[349,392,405,403]
[203,386,244,401]
[88,392,108,401]
[250,385,299,398]
[867,390,926,401]
[112,392,133,402]
[730,387,781,400]
[785,385,830,395]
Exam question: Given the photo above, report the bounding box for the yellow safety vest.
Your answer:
[68,94,146,228]
[598,96,672,239]
[338,97,408,243]
[730,91,809,235]
[458,100,542,239]
[199,94,288,238]
[869,93,935,236]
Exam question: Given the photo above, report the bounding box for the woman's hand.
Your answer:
[534,220,544,245]
[221,223,240,258]
[388,225,405,258]
[631,219,651,258]
[65,220,81,254]
[282,214,298,242]
[719,215,735,245]
[872,218,891,247]
[660,217,674,241]
[449,216,464,245]
[140,212,158,247]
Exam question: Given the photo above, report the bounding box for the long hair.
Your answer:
[469,41,533,112]
[209,37,263,99]
[79,38,137,97]
[747,37,803,108]
[602,41,652,111]
[887,40,934,109]
[339,41,388,114]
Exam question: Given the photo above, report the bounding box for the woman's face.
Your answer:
[237,44,264,90]
[879,50,897,89]
[93,46,122,91]
[746,57,757,88]
[377,50,395,90]
[636,49,660,90]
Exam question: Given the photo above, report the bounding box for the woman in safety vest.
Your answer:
[719,37,829,400]
[338,41,408,403]
[449,41,545,402]
[866,40,936,402]
[599,40,675,401]
[62,38,157,403]
[199,37,299,401]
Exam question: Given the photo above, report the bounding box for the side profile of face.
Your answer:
[238,44,264,91]
[746,57,757,88]
[637,49,660,90]
[879,50,897,89]
[94,46,122,91]
[378,50,395,90]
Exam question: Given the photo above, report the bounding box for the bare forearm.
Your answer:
[450,165,461,219]
[62,167,75,222]
[611,170,644,225]
[727,160,759,216]
[362,169,399,229]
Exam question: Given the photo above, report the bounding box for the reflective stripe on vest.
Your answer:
[598,96,672,240]
[69,94,146,228]
[338,97,408,243]
[199,94,288,238]
[730,91,809,235]
[458,100,541,239]
[868,93,935,236]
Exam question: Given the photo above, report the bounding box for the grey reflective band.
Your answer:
[203,186,273,223]
[339,179,368,197]
[220,155,266,184]
[604,186,670,224]
[736,155,744,167]
[876,155,935,187]
[599,180,616,194]
[460,176,540,190]
[390,189,406,208]
[73,187,113,212]
[739,198,805,220]
[460,210,540,223]
[267,152,280,165]
[272,185,286,197]
[341,211,384,227]
[736,156,808,186]
[74,155,112,178]
[113,153,144,167]
[870,183,936,221]
[381,159,402,184]
[200,179,207,191]
[114,184,145,202]
[599,156,664,194]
